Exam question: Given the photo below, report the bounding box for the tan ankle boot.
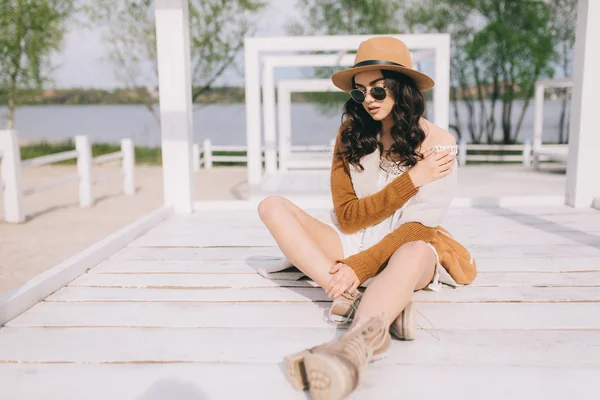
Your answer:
[389,302,416,341]
[329,294,416,341]
[284,314,390,399]
[328,289,362,324]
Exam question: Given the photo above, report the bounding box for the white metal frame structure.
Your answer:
[261,50,436,175]
[245,34,451,188]
[566,0,599,207]
[276,79,340,171]
[152,1,597,209]
[532,78,572,167]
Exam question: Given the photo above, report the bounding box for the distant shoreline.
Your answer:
[0,86,353,106]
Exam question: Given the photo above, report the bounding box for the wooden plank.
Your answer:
[91,258,600,275]
[443,221,600,234]
[0,328,598,366]
[470,244,600,258]
[113,243,600,259]
[129,232,278,248]
[475,257,600,272]
[153,215,600,235]
[7,302,600,330]
[72,271,600,289]
[130,230,600,248]
[46,286,331,303]
[473,271,600,287]
[71,273,317,289]
[0,206,173,326]
[92,260,261,274]
[103,250,600,272]
[45,286,600,303]
[1,364,596,400]
[109,247,283,260]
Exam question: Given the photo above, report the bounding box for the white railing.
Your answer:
[457,139,533,167]
[192,138,535,171]
[0,130,135,223]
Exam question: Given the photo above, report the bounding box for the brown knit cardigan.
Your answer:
[330,130,477,285]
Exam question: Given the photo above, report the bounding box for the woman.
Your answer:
[258,37,477,400]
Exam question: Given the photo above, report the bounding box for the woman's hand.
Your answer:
[408,148,455,188]
[327,263,360,299]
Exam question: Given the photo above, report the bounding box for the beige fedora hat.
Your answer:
[331,36,435,92]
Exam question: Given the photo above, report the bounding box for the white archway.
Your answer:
[276,79,341,171]
[244,34,451,188]
[532,78,572,168]
[261,50,436,175]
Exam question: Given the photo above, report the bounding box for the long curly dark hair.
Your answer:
[337,70,427,170]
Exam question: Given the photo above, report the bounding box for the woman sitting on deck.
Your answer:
[258,37,477,400]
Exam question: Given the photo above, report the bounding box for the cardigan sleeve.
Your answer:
[395,159,457,227]
[338,222,436,283]
[330,130,419,234]
[338,160,458,283]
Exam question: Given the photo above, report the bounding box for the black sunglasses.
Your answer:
[350,86,387,103]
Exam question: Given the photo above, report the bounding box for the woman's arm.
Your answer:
[337,161,458,284]
[338,222,436,284]
[330,131,419,234]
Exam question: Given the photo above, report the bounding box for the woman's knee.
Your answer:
[257,195,290,223]
[387,241,434,272]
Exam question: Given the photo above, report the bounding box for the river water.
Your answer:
[1,99,570,147]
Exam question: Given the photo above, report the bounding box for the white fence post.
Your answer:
[0,130,25,223]
[121,138,135,195]
[193,143,200,172]
[458,137,468,166]
[76,135,93,207]
[203,139,212,169]
[522,139,532,166]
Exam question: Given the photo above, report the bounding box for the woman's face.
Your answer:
[353,70,395,121]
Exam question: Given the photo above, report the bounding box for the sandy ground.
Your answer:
[0,163,567,295]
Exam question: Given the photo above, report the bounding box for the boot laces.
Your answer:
[327,296,360,325]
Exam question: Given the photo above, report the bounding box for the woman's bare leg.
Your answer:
[351,240,436,327]
[258,196,344,289]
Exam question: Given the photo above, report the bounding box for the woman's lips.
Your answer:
[368,107,380,114]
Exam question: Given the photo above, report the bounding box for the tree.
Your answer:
[288,0,407,36]
[287,0,409,113]
[0,0,75,128]
[408,0,557,144]
[405,0,478,142]
[467,1,555,144]
[88,0,266,124]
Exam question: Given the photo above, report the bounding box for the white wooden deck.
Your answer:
[1,203,600,399]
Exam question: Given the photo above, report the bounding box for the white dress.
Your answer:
[324,149,459,291]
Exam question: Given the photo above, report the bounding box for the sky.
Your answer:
[51,0,299,89]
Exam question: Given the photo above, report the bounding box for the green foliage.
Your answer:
[20,141,264,166]
[291,0,577,144]
[406,0,574,144]
[288,0,409,113]
[288,0,407,36]
[20,140,164,165]
[0,0,75,128]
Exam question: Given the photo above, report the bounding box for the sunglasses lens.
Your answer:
[350,89,365,103]
[371,86,387,100]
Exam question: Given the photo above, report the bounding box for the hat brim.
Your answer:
[331,65,435,92]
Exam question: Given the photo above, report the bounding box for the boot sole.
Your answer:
[303,352,355,400]
[283,350,311,390]
[390,303,415,341]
